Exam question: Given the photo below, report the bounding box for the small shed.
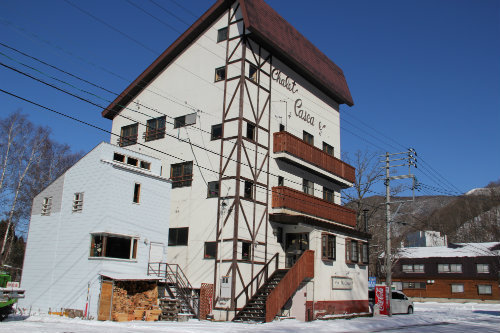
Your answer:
[98,272,162,322]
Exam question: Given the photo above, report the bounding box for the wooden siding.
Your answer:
[272,186,356,227]
[265,250,314,322]
[393,278,500,300]
[273,131,355,183]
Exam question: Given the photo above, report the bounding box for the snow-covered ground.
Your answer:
[2,302,499,333]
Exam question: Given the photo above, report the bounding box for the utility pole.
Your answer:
[382,149,417,316]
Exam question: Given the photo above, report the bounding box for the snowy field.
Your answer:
[2,302,500,333]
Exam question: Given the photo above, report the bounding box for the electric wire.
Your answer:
[2,2,463,197]
[0,84,360,217]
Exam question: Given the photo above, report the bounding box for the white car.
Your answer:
[368,290,414,314]
[391,290,414,314]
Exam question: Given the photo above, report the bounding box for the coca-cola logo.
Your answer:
[376,287,385,311]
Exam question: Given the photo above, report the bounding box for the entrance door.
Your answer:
[97,280,113,321]
[285,233,309,267]
[149,242,164,263]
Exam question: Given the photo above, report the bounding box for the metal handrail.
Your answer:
[147,263,199,317]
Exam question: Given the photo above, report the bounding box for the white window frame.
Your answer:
[89,232,138,260]
[72,192,84,212]
[451,284,464,293]
[476,263,490,273]
[478,284,492,295]
[438,263,462,273]
[41,197,52,216]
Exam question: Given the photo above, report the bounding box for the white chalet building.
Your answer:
[103,0,370,321]
[19,142,171,318]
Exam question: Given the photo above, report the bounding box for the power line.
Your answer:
[0,83,358,217]
[3,1,463,197]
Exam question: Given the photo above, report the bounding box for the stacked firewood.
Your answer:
[111,281,162,322]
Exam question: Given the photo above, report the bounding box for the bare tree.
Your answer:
[0,111,82,266]
[342,150,384,230]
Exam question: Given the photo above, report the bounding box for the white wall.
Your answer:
[106,0,366,315]
[19,142,170,318]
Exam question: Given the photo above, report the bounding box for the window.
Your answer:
[90,233,138,260]
[127,157,138,167]
[145,116,166,141]
[168,227,188,246]
[451,284,464,293]
[242,241,251,260]
[133,183,141,203]
[170,162,193,188]
[217,27,228,42]
[207,181,219,198]
[322,142,334,156]
[477,264,490,273]
[246,123,255,141]
[303,131,314,145]
[302,179,314,195]
[204,242,216,259]
[244,180,254,199]
[215,66,226,82]
[321,234,335,260]
[278,176,284,187]
[113,153,125,163]
[438,263,462,273]
[140,161,151,170]
[323,187,334,202]
[174,113,196,129]
[41,197,52,216]
[402,282,426,289]
[478,284,492,295]
[72,193,83,212]
[361,243,369,264]
[350,240,359,262]
[211,124,222,140]
[248,64,258,82]
[119,123,138,147]
[402,264,424,273]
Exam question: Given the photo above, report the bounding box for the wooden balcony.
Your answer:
[273,131,355,184]
[272,186,356,228]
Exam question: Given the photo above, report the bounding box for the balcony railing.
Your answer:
[273,131,355,184]
[117,134,137,147]
[143,128,166,141]
[272,186,356,227]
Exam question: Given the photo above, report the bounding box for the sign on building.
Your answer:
[331,276,353,290]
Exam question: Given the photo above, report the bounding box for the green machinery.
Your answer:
[0,272,25,321]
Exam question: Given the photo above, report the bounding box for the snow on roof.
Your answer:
[398,242,500,258]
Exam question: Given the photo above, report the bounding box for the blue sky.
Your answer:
[0,0,499,196]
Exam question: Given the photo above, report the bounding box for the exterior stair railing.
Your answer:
[234,252,279,310]
[148,263,199,318]
[265,250,314,322]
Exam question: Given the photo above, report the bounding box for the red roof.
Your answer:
[103,0,353,120]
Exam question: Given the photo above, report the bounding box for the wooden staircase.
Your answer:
[233,250,314,322]
[233,269,288,322]
[148,263,199,319]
